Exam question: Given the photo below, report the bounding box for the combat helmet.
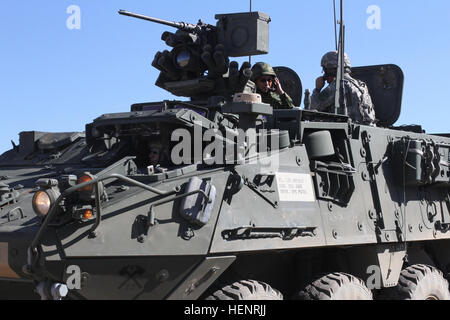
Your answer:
[321,51,351,71]
[251,62,276,82]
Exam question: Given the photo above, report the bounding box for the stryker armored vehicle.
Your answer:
[0,6,449,300]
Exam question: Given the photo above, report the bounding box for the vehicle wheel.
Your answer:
[296,273,373,300]
[206,280,283,300]
[382,264,450,300]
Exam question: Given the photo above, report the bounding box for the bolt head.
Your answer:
[360,148,366,157]
[328,202,333,212]
[362,171,370,181]
[156,269,170,282]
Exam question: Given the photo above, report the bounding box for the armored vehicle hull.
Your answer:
[0,107,450,300]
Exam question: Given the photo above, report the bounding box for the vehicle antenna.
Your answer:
[333,0,338,51]
[249,0,253,65]
[334,0,348,116]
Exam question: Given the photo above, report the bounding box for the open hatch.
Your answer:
[351,64,404,128]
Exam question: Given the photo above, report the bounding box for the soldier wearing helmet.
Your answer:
[311,51,376,126]
[251,62,294,109]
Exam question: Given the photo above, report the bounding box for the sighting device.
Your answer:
[119,10,271,101]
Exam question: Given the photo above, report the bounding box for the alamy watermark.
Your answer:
[65,264,146,291]
[66,265,81,290]
[64,5,380,32]
[66,5,81,30]
[366,265,382,290]
[367,5,381,30]
[170,124,280,172]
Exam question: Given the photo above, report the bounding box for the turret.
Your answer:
[119,10,271,101]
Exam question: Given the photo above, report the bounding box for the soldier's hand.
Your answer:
[315,77,325,91]
[274,77,285,95]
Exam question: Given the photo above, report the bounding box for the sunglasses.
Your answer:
[258,77,273,83]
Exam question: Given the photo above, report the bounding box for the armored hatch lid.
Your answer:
[351,64,404,127]
[38,132,85,151]
[273,66,303,107]
[90,108,214,135]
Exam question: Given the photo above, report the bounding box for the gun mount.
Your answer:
[119,10,271,101]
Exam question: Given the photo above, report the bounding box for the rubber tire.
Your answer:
[383,264,450,300]
[206,280,283,300]
[297,273,373,300]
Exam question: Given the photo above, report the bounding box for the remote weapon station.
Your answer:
[0,2,449,300]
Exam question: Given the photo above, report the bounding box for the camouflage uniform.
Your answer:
[259,90,295,110]
[251,62,295,110]
[311,52,376,125]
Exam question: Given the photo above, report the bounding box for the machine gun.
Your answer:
[119,10,271,101]
[119,10,210,34]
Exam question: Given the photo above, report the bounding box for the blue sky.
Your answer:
[0,0,449,154]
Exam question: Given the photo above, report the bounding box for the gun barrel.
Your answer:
[119,10,196,31]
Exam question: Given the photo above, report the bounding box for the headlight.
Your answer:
[77,174,95,193]
[33,179,61,217]
[77,173,103,201]
[176,50,191,68]
[32,191,53,217]
[83,209,94,220]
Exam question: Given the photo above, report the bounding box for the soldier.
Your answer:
[147,141,168,168]
[311,51,376,126]
[251,62,295,109]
